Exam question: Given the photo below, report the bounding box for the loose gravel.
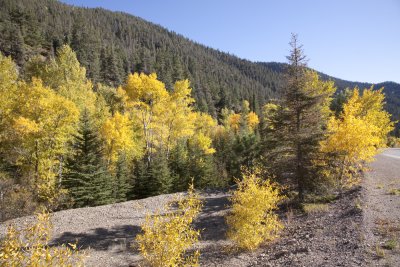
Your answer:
[1,149,399,266]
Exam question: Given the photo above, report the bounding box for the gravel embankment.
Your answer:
[0,189,366,267]
[1,149,399,266]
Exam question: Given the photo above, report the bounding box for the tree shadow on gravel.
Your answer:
[50,224,142,251]
[194,194,230,242]
[50,194,231,253]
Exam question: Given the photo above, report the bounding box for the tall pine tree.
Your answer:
[63,110,113,207]
[262,34,335,200]
[112,152,131,203]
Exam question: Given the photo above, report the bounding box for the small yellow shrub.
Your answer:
[226,168,283,250]
[0,210,84,267]
[136,183,202,266]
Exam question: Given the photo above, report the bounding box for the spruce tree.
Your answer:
[170,143,190,192]
[151,153,172,195]
[113,153,131,202]
[63,110,113,207]
[131,158,151,199]
[131,154,172,198]
[263,34,335,200]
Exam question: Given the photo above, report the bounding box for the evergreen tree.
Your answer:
[150,153,172,195]
[131,159,152,199]
[263,34,335,200]
[189,151,219,189]
[170,142,220,190]
[100,46,122,86]
[170,142,190,192]
[10,26,25,66]
[132,154,172,198]
[172,55,184,81]
[63,110,113,207]
[113,153,131,202]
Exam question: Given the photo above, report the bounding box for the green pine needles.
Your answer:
[63,110,113,207]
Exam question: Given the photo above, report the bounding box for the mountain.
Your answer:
[0,0,399,133]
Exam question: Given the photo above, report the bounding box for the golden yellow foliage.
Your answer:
[124,73,169,160]
[190,132,216,155]
[11,78,79,203]
[322,87,393,162]
[347,87,394,147]
[223,101,259,134]
[0,210,84,266]
[161,80,196,155]
[323,115,380,162]
[226,168,283,250]
[124,72,168,103]
[123,73,216,160]
[0,54,19,145]
[136,183,202,266]
[190,112,217,154]
[49,45,97,113]
[0,55,17,96]
[100,111,142,166]
[303,70,336,119]
[321,87,394,187]
[228,113,241,132]
[13,117,41,135]
[262,103,280,130]
[247,111,260,131]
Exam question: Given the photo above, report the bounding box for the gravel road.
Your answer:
[1,149,399,266]
[363,148,400,266]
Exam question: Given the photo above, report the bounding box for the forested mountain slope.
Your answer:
[0,0,399,130]
[0,0,283,116]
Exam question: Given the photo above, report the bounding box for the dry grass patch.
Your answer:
[383,239,398,250]
[302,203,329,214]
[388,188,400,195]
[375,243,386,258]
[376,184,384,189]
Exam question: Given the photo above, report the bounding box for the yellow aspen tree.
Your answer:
[161,79,196,157]
[351,87,394,146]
[136,183,202,266]
[303,70,336,120]
[100,111,142,167]
[44,45,97,114]
[247,111,260,131]
[123,73,169,162]
[228,113,241,133]
[189,112,217,154]
[11,78,79,203]
[0,54,18,146]
[0,210,84,266]
[321,87,393,186]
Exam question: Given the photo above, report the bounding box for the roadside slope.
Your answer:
[363,148,400,265]
[1,150,400,266]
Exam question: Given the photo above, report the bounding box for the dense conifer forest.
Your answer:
[0,0,399,132]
